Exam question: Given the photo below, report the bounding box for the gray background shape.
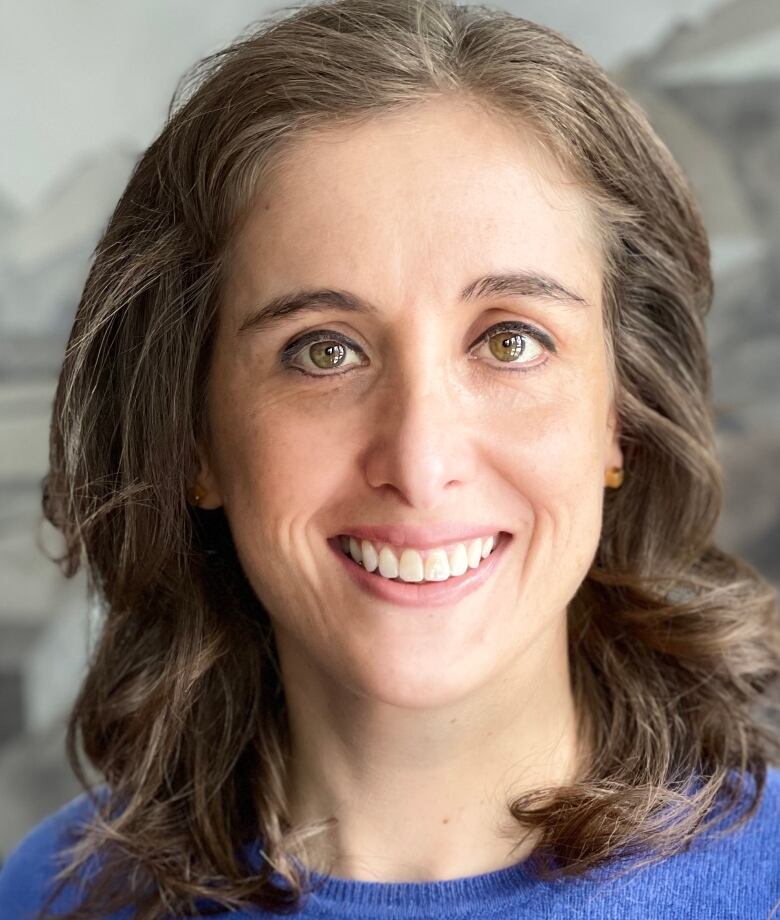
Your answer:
[1,0,778,865]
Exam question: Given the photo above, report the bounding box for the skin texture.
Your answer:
[195,96,623,882]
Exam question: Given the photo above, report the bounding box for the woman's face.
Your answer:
[199,98,622,709]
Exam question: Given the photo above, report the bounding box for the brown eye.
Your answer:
[281,331,365,377]
[309,340,347,369]
[473,323,550,369]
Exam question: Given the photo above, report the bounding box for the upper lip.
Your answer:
[334,523,510,550]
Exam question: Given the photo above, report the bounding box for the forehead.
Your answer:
[226,98,603,312]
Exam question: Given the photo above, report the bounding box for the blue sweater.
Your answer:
[2,767,779,919]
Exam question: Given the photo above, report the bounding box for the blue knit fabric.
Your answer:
[1,767,779,919]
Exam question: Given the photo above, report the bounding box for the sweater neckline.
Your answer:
[233,768,774,916]
[301,858,540,913]
[243,844,551,917]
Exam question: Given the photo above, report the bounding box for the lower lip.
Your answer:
[327,532,512,608]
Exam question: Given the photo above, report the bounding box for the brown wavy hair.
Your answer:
[38,0,780,917]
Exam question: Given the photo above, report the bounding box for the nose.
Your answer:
[361,364,479,510]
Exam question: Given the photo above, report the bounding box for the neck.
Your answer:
[278,615,588,883]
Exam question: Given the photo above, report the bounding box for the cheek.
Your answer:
[210,387,350,563]
[500,376,607,487]
[211,363,323,499]
[495,384,608,580]
[220,414,326,525]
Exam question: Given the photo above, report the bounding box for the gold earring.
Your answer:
[189,483,205,506]
[605,467,625,489]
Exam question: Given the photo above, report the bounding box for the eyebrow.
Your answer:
[236,270,588,336]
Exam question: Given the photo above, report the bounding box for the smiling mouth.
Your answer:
[335,531,510,584]
[328,529,513,609]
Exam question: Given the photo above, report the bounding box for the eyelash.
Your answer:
[279,321,556,379]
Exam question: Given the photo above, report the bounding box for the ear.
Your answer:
[191,439,224,509]
[605,401,623,472]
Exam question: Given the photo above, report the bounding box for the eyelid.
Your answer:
[279,321,555,376]
[478,320,557,355]
[279,328,361,366]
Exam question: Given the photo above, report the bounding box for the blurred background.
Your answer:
[1,0,778,865]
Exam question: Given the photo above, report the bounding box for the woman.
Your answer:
[1,0,778,917]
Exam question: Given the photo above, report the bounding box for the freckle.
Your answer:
[442,817,450,824]
[450,718,457,724]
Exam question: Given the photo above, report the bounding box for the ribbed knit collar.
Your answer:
[239,844,572,918]
[299,858,542,916]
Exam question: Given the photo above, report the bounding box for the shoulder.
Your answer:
[654,765,780,882]
[0,785,108,917]
[557,767,780,920]
[636,766,779,916]
[703,763,780,849]
[744,763,780,835]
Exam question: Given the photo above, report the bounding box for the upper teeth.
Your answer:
[339,533,500,582]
